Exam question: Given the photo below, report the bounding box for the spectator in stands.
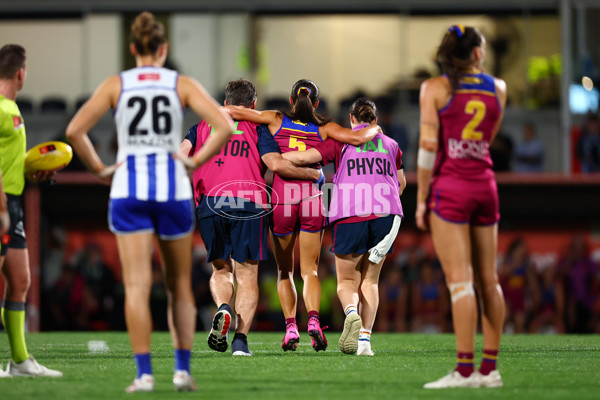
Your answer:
[514,122,544,173]
[75,243,116,331]
[47,264,86,330]
[397,245,423,289]
[529,265,565,333]
[576,113,600,173]
[558,236,598,333]
[499,238,537,333]
[377,265,408,332]
[410,259,449,333]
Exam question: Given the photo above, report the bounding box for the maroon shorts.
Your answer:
[271,195,325,236]
[428,177,499,226]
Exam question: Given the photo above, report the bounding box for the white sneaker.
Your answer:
[424,371,480,389]
[173,370,197,392]
[338,312,362,354]
[473,370,503,388]
[6,356,63,377]
[125,374,154,393]
[0,364,12,378]
[357,341,374,356]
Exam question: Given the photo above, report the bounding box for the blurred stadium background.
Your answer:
[1,0,599,336]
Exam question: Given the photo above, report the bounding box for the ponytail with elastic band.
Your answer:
[297,86,312,96]
[448,24,465,38]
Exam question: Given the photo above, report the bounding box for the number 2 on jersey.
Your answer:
[289,136,306,151]
[461,100,486,141]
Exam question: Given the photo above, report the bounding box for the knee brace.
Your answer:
[448,281,475,304]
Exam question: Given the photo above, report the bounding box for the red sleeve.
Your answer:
[395,146,403,169]
[315,139,343,166]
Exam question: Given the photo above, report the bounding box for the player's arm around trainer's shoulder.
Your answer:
[224,105,279,127]
[322,122,379,146]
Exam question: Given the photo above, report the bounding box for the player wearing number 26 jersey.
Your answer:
[111,67,192,207]
[66,11,234,393]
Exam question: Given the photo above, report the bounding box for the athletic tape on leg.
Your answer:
[367,215,402,264]
[448,281,475,304]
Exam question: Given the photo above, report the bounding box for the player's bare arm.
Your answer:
[179,138,193,158]
[491,78,508,142]
[261,153,320,181]
[398,169,407,196]
[224,106,280,128]
[321,122,380,146]
[415,78,445,230]
[66,75,121,180]
[178,75,234,170]
[281,148,323,166]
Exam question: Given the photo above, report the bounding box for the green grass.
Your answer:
[0,332,598,399]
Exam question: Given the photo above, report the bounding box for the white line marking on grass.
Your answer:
[87,340,109,354]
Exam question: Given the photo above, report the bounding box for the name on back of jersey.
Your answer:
[127,136,175,148]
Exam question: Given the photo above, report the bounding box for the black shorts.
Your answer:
[1,194,27,256]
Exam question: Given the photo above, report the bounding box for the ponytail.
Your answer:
[283,79,331,126]
[436,25,483,91]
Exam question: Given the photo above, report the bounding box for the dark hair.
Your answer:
[283,79,330,126]
[225,78,257,108]
[0,44,26,79]
[436,25,483,91]
[350,97,377,124]
[130,11,166,56]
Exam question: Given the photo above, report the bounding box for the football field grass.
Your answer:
[0,332,598,399]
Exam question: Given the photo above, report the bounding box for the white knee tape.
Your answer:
[448,281,475,304]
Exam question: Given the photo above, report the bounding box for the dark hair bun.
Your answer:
[350,97,377,124]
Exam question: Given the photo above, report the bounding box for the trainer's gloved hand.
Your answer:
[314,168,326,190]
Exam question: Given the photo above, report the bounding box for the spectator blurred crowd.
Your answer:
[37,230,600,335]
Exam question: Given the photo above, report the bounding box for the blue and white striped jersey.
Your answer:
[111,66,192,201]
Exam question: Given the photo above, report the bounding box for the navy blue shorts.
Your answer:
[198,210,268,263]
[0,194,27,256]
[109,198,195,239]
[331,215,400,255]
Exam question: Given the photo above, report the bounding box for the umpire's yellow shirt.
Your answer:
[0,94,26,196]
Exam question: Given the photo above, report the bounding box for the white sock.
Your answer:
[344,304,357,316]
[359,329,371,342]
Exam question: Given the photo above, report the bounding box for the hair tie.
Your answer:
[448,24,465,38]
[297,86,312,96]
